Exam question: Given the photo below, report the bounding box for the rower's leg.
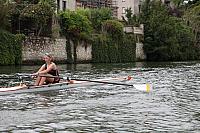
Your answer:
[34,76,41,86]
[38,77,47,86]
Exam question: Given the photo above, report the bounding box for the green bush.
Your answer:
[0,30,24,65]
[59,10,93,41]
[102,20,124,39]
[90,8,112,32]
[92,34,135,63]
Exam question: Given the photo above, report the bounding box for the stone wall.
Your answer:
[76,41,92,62]
[22,37,145,64]
[22,37,92,64]
[22,37,67,64]
[136,43,146,61]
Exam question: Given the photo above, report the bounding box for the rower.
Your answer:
[33,53,60,86]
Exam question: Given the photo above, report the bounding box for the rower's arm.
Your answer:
[37,64,45,73]
[39,64,55,74]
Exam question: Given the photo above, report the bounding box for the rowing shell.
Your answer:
[0,76,147,96]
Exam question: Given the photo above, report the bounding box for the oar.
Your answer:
[0,77,19,79]
[0,74,15,79]
[0,73,34,80]
[39,75,152,92]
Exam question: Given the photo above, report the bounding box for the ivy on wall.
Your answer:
[92,34,135,63]
[0,30,25,65]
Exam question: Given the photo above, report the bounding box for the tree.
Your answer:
[59,10,93,63]
[171,0,184,7]
[19,0,54,36]
[59,10,93,41]
[0,1,12,31]
[89,8,112,32]
[140,0,195,61]
[123,7,140,26]
[184,4,200,45]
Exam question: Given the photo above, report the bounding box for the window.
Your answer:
[62,0,66,11]
[57,0,60,12]
[122,7,126,14]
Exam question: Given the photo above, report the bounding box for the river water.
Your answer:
[0,62,200,132]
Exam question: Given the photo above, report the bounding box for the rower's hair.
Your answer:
[44,53,54,61]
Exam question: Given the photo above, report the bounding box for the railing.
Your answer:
[123,24,144,35]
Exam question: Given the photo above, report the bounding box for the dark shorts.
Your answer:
[53,77,60,83]
[45,76,60,84]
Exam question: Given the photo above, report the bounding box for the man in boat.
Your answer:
[33,53,60,86]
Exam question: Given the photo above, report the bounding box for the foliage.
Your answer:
[92,34,135,63]
[59,10,93,63]
[59,10,93,41]
[0,30,25,65]
[171,0,184,7]
[102,20,124,39]
[184,4,200,45]
[19,1,54,36]
[14,0,55,5]
[123,7,140,26]
[16,0,39,4]
[140,0,196,61]
[76,8,91,19]
[39,0,56,9]
[0,1,12,31]
[89,8,112,32]
[59,9,135,63]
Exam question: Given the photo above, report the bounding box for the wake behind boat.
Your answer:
[0,76,152,96]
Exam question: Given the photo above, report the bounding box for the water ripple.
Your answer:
[0,62,200,132]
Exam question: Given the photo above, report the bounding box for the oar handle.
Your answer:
[39,75,64,79]
[70,78,134,86]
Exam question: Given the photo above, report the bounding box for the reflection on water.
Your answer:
[0,62,200,132]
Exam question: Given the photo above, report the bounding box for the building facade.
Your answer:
[76,0,118,18]
[56,0,76,12]
[56,0,141,20]
[116,0,140,20]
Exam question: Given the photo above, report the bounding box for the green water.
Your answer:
[0,62,200,132]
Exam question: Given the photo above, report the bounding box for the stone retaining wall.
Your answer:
[136,43,146,61]
[22,37,145,64]
[22,37,92,64]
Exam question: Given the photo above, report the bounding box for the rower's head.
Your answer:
[43,53,53,62]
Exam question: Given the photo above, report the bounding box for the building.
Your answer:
[76,0,118,18]
[56,0,141,20]
[116,0,140,20]
[56,0,76,13]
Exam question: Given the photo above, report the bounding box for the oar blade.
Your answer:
[133,84,153,92]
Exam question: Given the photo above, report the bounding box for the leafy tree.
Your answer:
[184,4,200,45]
[76,8,91,19]
[140,0,195,61]
[171,0,184,7]
[123,7,140,26]
[0,1,12,31]
[59,10,93,63]
[102,20,124,39]
[19,1,54,36]
[59,10,93,41]
[89,8,112,32]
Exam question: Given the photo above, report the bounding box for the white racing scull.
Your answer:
[0,76,152,96]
